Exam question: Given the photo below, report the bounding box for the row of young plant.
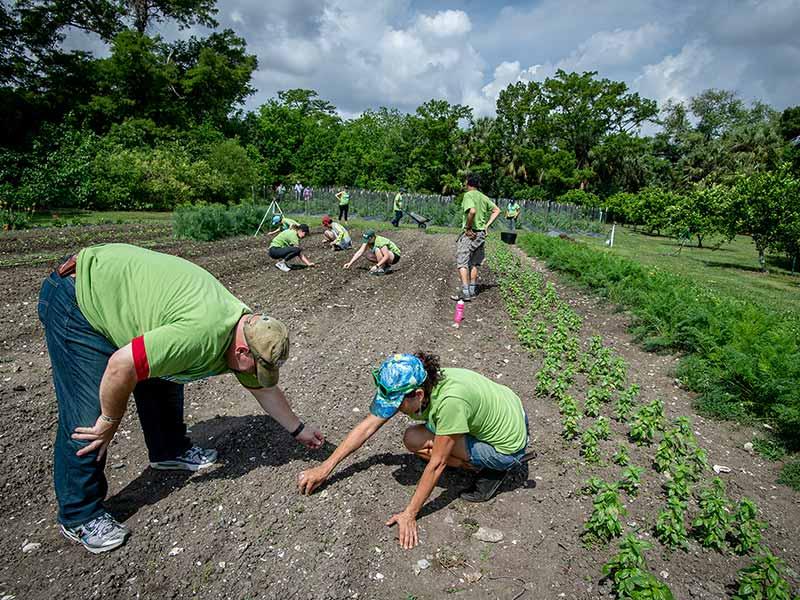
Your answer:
[515,232,800,464]
[487,242,798,600]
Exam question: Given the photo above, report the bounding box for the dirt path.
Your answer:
[0,226,797,599]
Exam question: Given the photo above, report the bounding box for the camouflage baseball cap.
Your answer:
[369,353,428,419]
[242,314,289,388]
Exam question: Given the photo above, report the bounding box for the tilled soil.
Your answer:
[0,224,797,600]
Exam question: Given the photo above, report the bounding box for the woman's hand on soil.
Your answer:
[386,511,418,549]
[295,424,324,449]
[297,466,328,495]
[72,417,119,460]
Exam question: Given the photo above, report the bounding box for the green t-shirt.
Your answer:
[282,218,300,230]
[373,235,401,257]
[331,222,350,244]
[270,229,300,249]
[338,192,350,206]
[75,244,258,387]
[461,190,498,231]
[393,193,403,211]
[506,202,520,218]
[420,368,526,454]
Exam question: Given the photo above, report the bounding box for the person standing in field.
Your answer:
[454,174,501,301]
[267,214,300,237]
[294,181,303,200]
[506,199,521,231]
[269,223,315,272]
[344,229,401,275]
[391,189,404,227]
[336,187,350,222]
[303,186,313,203]
[321,215,352,250]
[38,244,324,554]
[297,352,532,549]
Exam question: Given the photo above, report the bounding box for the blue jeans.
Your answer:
[38,272,190,527]
[426,413,530,471]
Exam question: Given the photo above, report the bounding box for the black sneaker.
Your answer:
[459,469,508,503]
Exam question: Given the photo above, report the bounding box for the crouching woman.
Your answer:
[297,352,531,549]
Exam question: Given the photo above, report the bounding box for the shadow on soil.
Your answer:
[106,415,336,522]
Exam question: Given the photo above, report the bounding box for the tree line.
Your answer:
[1,0,798,267]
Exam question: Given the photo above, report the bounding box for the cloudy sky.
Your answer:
[66,0,800,120]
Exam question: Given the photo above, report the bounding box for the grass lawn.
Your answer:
[30,209,173,227]
[580,226,800,315]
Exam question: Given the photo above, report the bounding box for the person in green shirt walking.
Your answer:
[38,244,325,553]
[269,224,315,272]
[505,200,521,231]
[454,174,501,302]
[335,187,350,222]
[391,190,404,227]
[344,229,401,275]
[297,352,531,549]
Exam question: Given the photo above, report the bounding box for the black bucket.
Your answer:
[501,231,517,245]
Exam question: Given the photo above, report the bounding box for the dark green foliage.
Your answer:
[691,477,730,551]
[728,498,767,555]
[629,399,664,446]
[777,460,800,492]
[732,548,797,600]
[581,428,601,464]
[173,202,268,241]
[585,488,625,543]
[618,466,643,497]
[751,437,787,461]
[654,496,688,550]
[602,535,675,600]
[517,233,800,447]
[612,445,630,466]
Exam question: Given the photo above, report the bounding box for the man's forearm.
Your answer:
[465,210,476,231]
[252,387,301,432]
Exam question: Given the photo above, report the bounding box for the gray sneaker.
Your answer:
[370,267,385,275]
[275,261,291,273]
[60,512,130,554]
[150,446,218,471]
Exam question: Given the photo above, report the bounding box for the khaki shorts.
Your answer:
[456,231,486,269]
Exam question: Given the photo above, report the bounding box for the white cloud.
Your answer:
[415,10,472,37]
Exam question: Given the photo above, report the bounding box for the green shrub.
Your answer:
[778,460,800,492]
[173,202,270,241]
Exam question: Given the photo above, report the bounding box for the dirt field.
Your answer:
[0,224,797,600]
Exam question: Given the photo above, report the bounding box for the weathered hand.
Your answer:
[72,416,119,461]
[295,424,324,449]
[386,511,419,549]
[297,465,329,495]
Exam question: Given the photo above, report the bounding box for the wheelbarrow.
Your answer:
[406,211,430,229]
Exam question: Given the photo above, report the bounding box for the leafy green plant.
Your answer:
[629,399,665,446]
[618,466,643,497]
[691,477,730,551]
[585,393,602,418]
[594,417,612,440]
[654,496,688,550]
[581,428,601,463]
[614,384,640,422]
[562,413,581,440]
[581,476,609,496]
[732,547,796,600]
[778,459,800,492]
[654,417,703,474]
[602,535,675,600]
[585,488,626,544]
[612,445,630,466]
[728,498,767,555]
[664,464,693,502]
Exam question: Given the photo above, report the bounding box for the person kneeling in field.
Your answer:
[321,215,352,250]
[269,223,315,272]
[267,214,300,237]
[297,352,532,549]
[343,229,400,275]
[38,244,324,554]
